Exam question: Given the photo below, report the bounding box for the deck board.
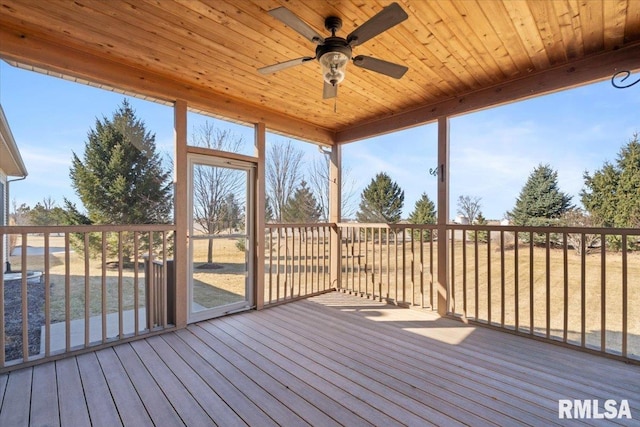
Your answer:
[56,357,91,426]
[94,347,154,426]
[1,291,639,426]
[246,303,555,426]
[76,352,122,427]
[29,362,60,427]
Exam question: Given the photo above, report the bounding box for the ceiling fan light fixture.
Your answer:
[319,51,349,86]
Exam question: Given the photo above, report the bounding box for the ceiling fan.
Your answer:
[258,2,409,99]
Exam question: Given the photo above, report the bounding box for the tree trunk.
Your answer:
[207,238,214,264]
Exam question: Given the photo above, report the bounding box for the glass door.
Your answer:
[187,154,254,323]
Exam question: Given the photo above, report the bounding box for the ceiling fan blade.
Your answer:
[352,55,408,79]
[347,2,408,46]
[269,7,325,44]
[258,57,314,74]
[323,81,337,99]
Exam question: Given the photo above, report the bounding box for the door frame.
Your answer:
[186,151,256,323]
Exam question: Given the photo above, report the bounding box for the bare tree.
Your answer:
[562,209,600,255]
[457,195,482,224]
[191,121,245,264]
[308,153,358,221]
[266,141,304,222]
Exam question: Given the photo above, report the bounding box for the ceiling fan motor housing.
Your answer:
[316,37,352,86]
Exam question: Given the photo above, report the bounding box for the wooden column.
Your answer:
[173,100,188,328]
[329,144,342,289]
[254,123,266,309]
[437,116,450,316]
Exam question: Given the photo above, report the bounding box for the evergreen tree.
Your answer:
[582,133,640,228]
[68,99,172,225]
[408,193,436,240]
[356,172,404,223]
[473,211,489,243]
[66,100,172,261]
[508,164,573,226]
[282,181,322,223]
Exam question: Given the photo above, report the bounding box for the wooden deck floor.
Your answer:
[1,291,639,426]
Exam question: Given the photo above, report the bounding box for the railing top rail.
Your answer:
[332,222,639,235]
[447,224,640,235]
[337,222,437,230]
[0,224,177,233]
[266,222,333,229]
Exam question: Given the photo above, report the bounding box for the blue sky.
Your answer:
[1,60,638,220]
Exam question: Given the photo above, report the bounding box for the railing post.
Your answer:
[436,116,450,316]
[255,122,266,309]
[329,144,342,289]
[173,99,188,328]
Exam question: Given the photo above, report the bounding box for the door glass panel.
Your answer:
[189,156,253,322]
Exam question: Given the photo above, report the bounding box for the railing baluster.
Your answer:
[118,231,124,337]
[601,232,606,352]
[402,228,406,305]
[386,228,390,301]
[324,226,328,291]
[622,234,628,358]
[304,227,309,295]
[21,233,28,361]
[277,228,281,301]
[268,228,273,304]
[134,231,140,335]
[474,230,479,320]
[284,227,289,300]
[410,227,415,306]
[450,228,455,314]
[529,231,534,336]
[430,229,434,309]
[102,231,107,343]
[44,232,51,357]
[65,233,71,352]
[487,230,491,325]
[84,232,90,347]
[420,229,424,308]
[394,230,398,303]
[297,227,302,297]
[581,234,586,347]
[462,229,467,317]
[147,231,154,330]
[563,233,569,343]
[514,231,519,332]
[545,232,550,339]
[0,231,5,367]
[500,230,505,327]
[162,230,168,328]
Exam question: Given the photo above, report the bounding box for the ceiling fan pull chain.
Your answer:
[334,96,337,113]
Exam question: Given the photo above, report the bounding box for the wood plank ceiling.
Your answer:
[1,0,640,146]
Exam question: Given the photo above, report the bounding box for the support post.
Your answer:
[254,123,266,309]
[329,144,342,289]
[437,116,450,316]
[173,100,188,328]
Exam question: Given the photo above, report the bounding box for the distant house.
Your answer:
[0,104,28,271]
[453,215,469,225]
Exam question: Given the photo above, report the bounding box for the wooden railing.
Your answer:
[0,224,175,371]
[338,223,439,309]
[264,224,333,306]
[448,224,639,362]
